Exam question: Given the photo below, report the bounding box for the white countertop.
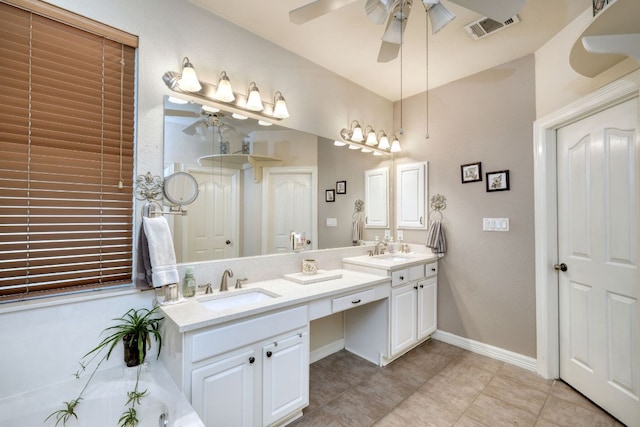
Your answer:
[342,252,439,271]
[160,268,390,333]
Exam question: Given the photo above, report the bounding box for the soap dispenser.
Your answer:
[182,267,196,298]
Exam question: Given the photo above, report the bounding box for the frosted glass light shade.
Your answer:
[348,144,361,150]
[365,130,378,146]
[215,71,235,102]
[177,57,202,92]
[334,140,347,146]
[390,137,402,152]
[428,2,455,34]
[351,124,364,142]
[246,82,264,111]
[378,134,390,150]
[273,92,290,119]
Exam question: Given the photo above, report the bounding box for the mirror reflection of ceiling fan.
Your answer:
[289,0,526,62]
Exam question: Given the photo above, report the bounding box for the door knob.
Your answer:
[554,263,568,272]
[226,240,231,245]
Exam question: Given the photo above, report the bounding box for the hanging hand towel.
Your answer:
[135,222,153,288]
[352,219,363,245]
[142,216,179,287]
[426,220,447,255]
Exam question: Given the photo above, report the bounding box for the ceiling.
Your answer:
[190,0,588,101]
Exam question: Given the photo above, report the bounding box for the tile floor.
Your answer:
[290,339,625,427]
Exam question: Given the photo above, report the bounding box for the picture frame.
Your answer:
[325,189,335,202]
[460,162,482,183]
[486,170,510,192]
[336,180,347,194]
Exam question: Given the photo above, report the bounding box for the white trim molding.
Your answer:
[433,330,537,372]
[533,69,640,379]
[309,339,345,364]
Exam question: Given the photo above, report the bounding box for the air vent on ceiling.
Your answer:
[464,14,520,40]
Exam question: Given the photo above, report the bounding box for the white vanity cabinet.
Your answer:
[364,167,389,228]
[387,261,438,362]
[163,305,309,427]
[396,162,427,229]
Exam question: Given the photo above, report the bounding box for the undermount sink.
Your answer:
[375,254,414,262]
[199,289,278,312]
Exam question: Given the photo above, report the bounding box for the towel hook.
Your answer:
[428,194,446,224]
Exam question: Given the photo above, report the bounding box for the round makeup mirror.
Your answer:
[163,172,199,206]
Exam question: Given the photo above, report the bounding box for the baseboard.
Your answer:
[309,339,345,364]
[432,330,537,372]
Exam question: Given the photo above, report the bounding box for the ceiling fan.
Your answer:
[289,0,525,62]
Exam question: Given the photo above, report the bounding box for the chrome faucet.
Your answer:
[219,269,233,292]
[373,241,387,256]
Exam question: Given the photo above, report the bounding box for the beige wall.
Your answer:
[394,55,537,357]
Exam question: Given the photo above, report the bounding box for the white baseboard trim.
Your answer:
[432,330,537,372]
[309,339,345,364]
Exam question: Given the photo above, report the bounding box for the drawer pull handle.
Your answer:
[399,276,404,280]
[352,299,361,304]
[420,284,424,288]
[266,351,273,358]
[249,356,255,364]
[414,286,418,290]
[431,268,436,272]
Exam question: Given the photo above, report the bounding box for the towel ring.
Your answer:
[429,210,443,222]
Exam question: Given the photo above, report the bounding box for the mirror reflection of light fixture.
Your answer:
[258,120,273,126]
[246,82,264,111]
[232,113,248,120]
[177,57,202,92]
[348,144,361,150]
[335,123,397,155]
[273,91,290,119]
[215,71,235,102]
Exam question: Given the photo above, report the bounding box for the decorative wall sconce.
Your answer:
[334,121,401,155]
[163,57,290,122]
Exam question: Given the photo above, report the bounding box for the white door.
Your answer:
[191,349,256,427]
[262,167,317,254]
[180,170,238,262]
[557,98,639,426]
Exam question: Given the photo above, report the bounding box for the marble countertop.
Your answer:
[159,268,390,333]
[342,252,439,271]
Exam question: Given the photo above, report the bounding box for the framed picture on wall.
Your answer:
[325,189,335,202]
[460,162,482,183]
[486,170,510,192]
[336,180,347,194]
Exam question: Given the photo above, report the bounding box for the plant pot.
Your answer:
[123,334,146,367]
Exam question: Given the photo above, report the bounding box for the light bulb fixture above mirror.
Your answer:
[334,121,400,155]
[163,57,290,122]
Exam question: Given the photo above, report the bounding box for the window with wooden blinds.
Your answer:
[0,1,137,301]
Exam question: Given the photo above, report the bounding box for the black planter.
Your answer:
[123,334,147,367]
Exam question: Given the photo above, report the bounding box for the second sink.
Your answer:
[199,289,278,312]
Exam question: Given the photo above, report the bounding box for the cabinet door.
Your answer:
[191,349,256,427]
[418,278,437,339]
[390,284,418,355]
[263,331,309,426]
[396,162,427,229]
[364,167,389,228]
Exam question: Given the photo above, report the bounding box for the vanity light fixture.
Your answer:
[245,82,264,111]
[334,140,347,146]
[177,57,202,92]
[162,58,291,122]
[365,126,378,146]
[378,132,391,150]
[232,112,248,120]
[258,120,273,126]
[348,144,361,150]
[335,122,398,155]
[272,91,290,119]
[390,135,402,152]
[349,120,364,142]
[215,71,235,102]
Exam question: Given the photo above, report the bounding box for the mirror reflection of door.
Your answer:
[262,167,318,254]
[173,169,239,262]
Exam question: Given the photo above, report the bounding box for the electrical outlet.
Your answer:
[384,229,391,239]
[326,217,337,227]
[397,230,403,241]
[483,218,510,231]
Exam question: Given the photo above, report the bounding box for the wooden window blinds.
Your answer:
[0,1,137,301]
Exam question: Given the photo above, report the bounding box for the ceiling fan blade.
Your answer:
[182,120,204,136]
[164,108,200,118]
[289,0,358,24]
[448,0,524,22]
[377,41,400,62]
[365,0,394,25]
[381,0,412,44]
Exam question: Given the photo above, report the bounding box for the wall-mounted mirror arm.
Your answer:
[135,171,199,217]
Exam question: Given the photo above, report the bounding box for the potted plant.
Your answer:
[46,306,164,427]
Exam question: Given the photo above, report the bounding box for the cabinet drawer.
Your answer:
[191,305,307,363]
[409,264,425,281]
[332,288,376,313]
[425,262,438,277]
[391,269,409,287]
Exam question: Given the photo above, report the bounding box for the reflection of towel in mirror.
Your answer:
[142,216,179,287]
[352,219,363,245]
[426,221,447,255]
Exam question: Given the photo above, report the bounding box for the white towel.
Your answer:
[142,216,179,287]
[426,221,447,255]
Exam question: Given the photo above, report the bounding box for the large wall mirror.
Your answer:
[163,96,389,263]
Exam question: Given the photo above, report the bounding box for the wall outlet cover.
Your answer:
[326,217,338,227]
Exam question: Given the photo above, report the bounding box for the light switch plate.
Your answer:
[483,218,510,231]
[384,230,391,238]
[397,230,403,241]
[326,217,337,227]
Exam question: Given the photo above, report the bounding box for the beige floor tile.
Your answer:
[439,359,495,392]
[288,407,343,427]
[419,372,483,413]
[549,380,607,413]
[538,395,617,427]
[379,356,436,389]
[454,351,505,374]
[321,387,392,427]
[497,363,554,395]
[307,368,351,409]
[454,414,491,427]
[465,393,538,427]
[483,375,548,416]
[391,392,465,426]
[357,370,416,408]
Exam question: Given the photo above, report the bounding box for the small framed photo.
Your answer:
[461,162,482,183]
[336,180,347,194]
[486,170,510,192]
[325,189,335,202]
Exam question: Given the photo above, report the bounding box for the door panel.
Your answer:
[557,98,639,426]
